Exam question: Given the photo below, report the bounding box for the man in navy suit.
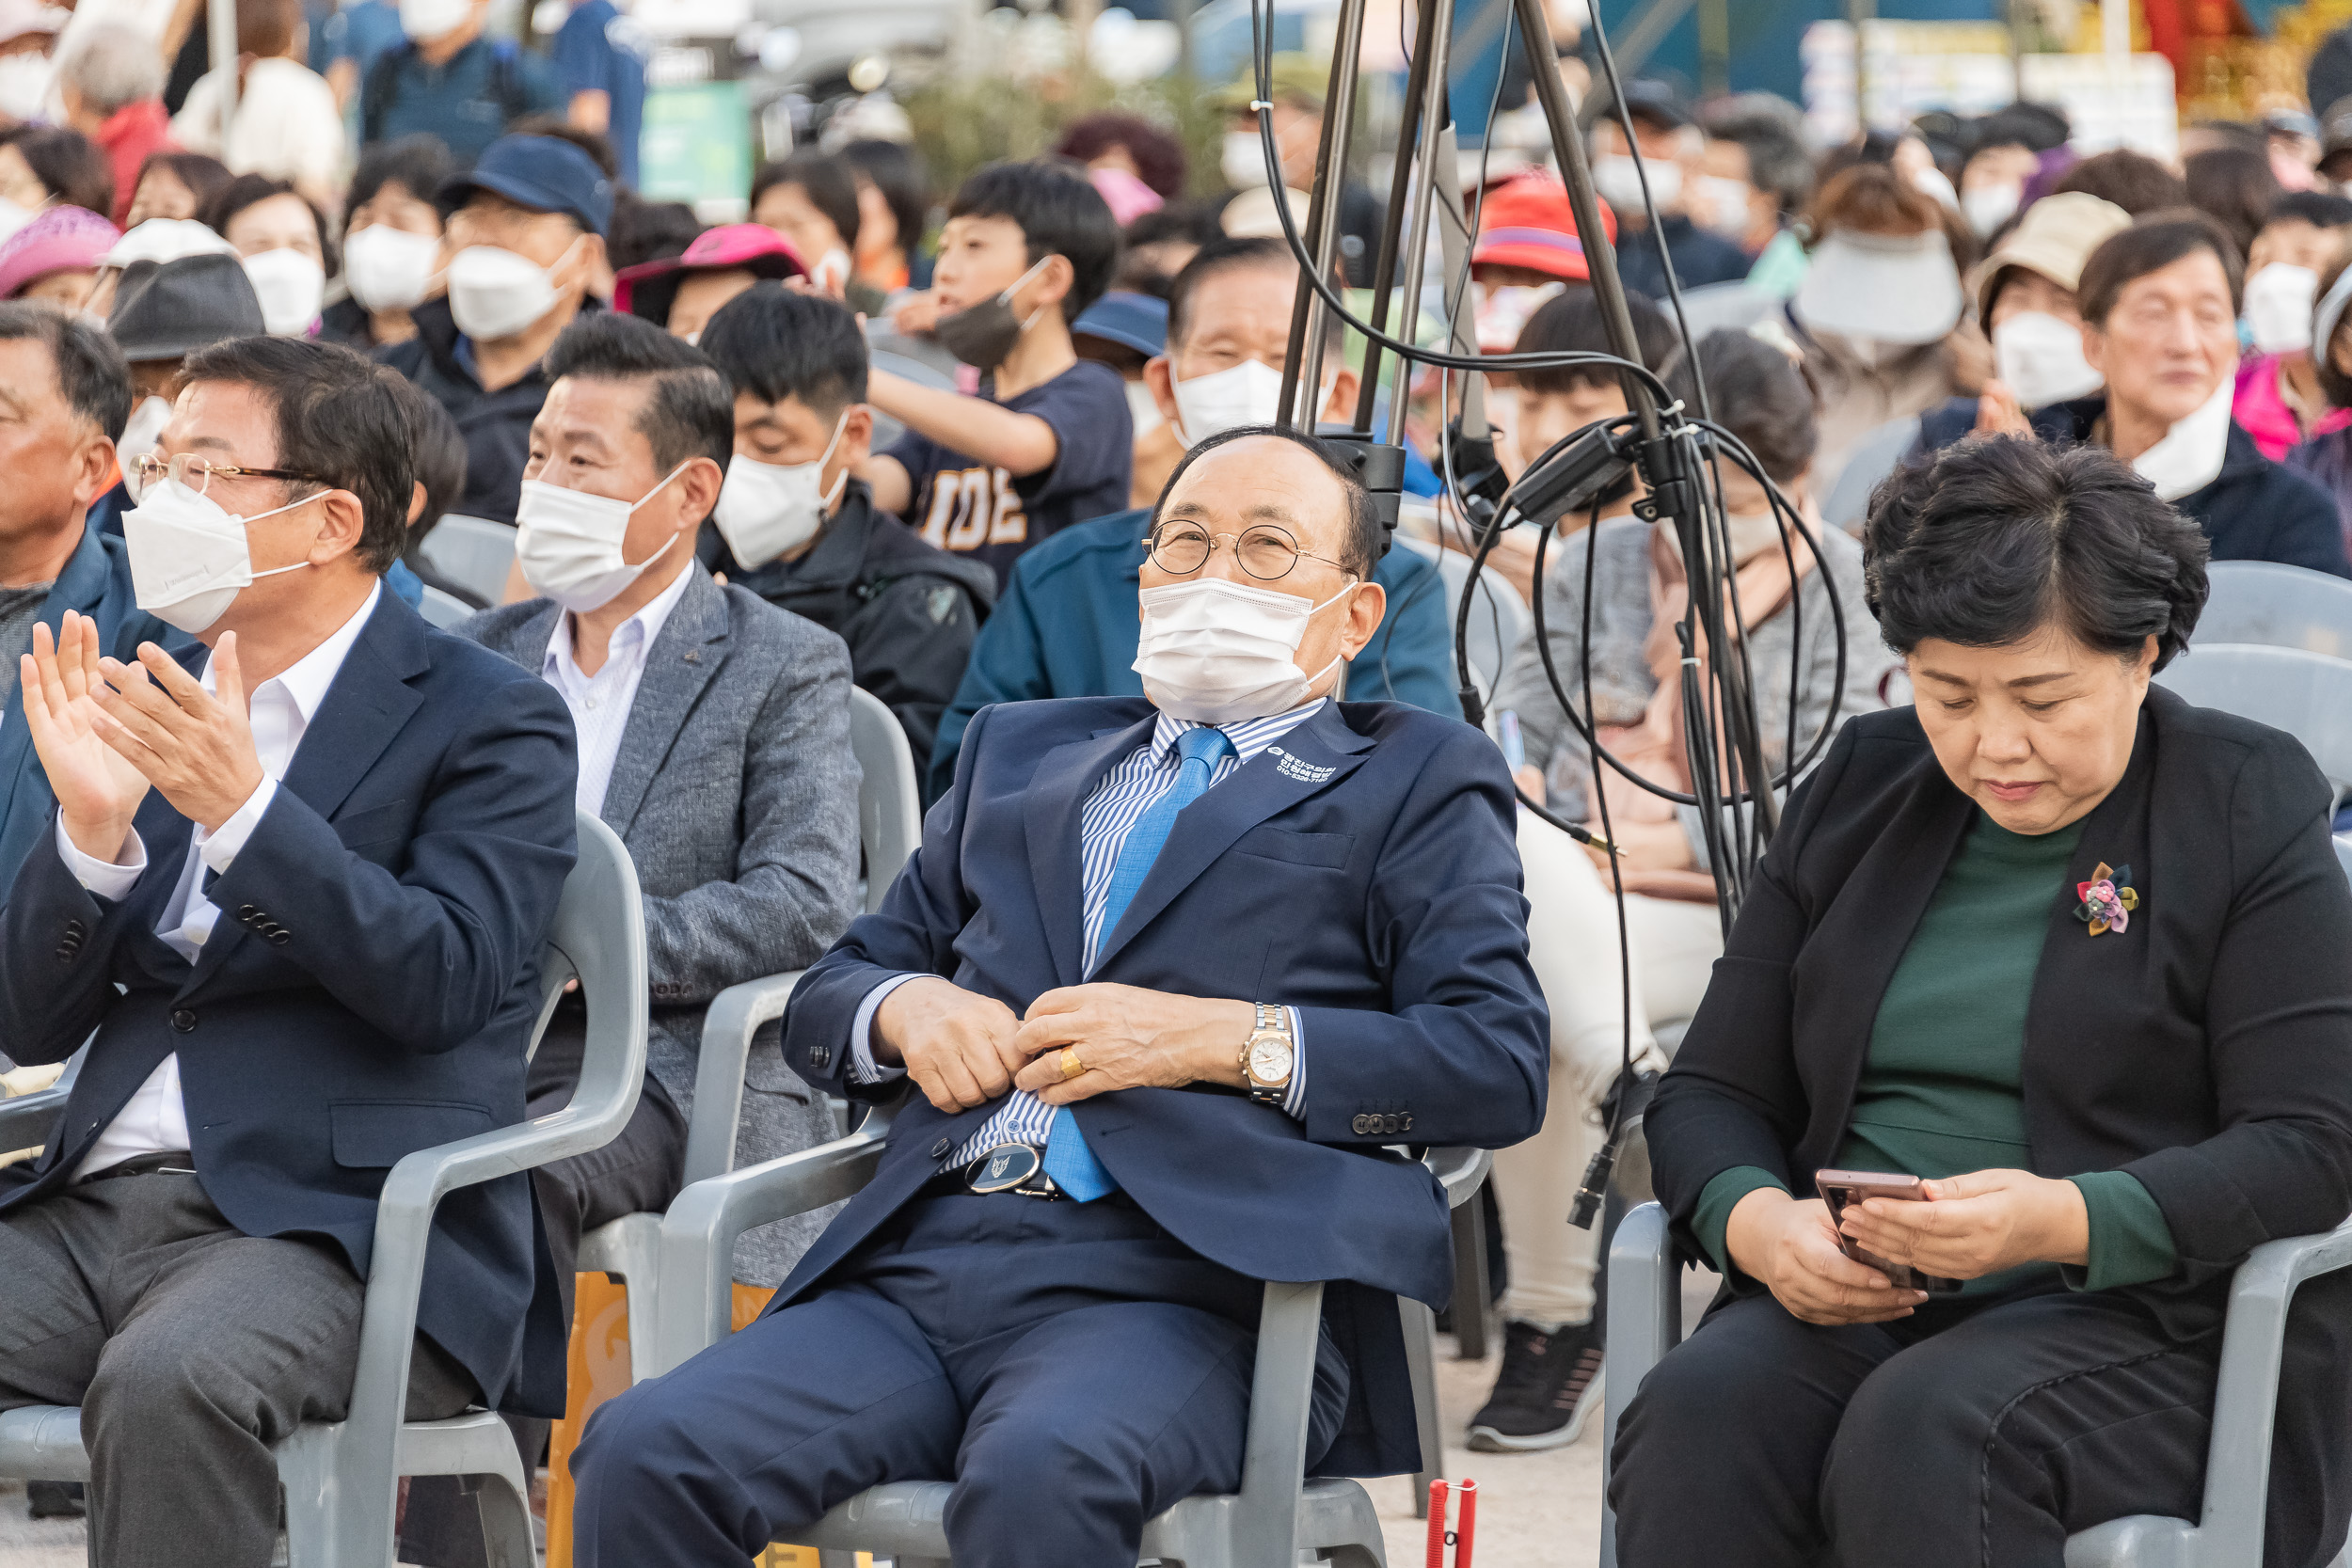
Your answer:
[571,426,1549,1568]
[0,336,579,1567]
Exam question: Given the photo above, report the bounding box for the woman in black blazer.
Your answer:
[1609,436,2352,1567]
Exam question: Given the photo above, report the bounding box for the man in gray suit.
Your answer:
[462,312,862,1295]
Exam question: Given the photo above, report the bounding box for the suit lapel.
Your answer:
[1091,701,1375,975]
[1023,716,1157,988]
[600,569,728,838]
[278,591,429,825]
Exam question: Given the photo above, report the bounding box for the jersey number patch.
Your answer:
[918,466,1027,553]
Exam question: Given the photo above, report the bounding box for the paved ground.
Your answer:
[0,1269,1720,1567]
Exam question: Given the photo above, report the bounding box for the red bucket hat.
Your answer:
[613,223,808,325]
[1470,175,1617,284]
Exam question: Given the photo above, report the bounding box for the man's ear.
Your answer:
[72,428,118,511]
[675,455,725,533]
[579,233,614,302]
[308,489,371,567]
[1338,578,1386,658]
[2080,323,2106,378]
[1145,356,1179,427]
[1319,366,1360,427]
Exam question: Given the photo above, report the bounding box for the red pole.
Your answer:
[1454,1479,1478,1568]
[1425,1480,1449,1568]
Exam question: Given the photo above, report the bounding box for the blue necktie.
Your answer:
[1043,725,1235,1202]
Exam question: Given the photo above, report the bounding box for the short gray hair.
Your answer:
[56,24,167,117]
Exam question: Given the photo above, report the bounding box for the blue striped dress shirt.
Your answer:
[850,700,1327,1167]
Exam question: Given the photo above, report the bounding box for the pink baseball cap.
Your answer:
[0,205,122,300]
[613,223,808,325]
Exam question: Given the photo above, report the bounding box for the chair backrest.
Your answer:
[417,585,473,630]
[848,686,921,914]
[2195,561,2352,660]
[1822,415,1920,534]
[1393,535,1529,705]
[2153,642,2352,787]
[416,515,517,606]
[2337,833,2352,890]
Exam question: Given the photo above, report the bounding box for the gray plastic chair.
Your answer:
[1822,415,1922,536]
[0,811,649,1568]
[649,1124,1491,1567]
[2154,642,2352,788]
[1596,1201,2352,1568]
[2197,562,2352,661]
[416,515,518,607]
[1393,535,1528,705]
[573,684,923,1377]
[417,584,474,630]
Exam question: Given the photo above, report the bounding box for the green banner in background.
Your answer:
[639,82,751,207]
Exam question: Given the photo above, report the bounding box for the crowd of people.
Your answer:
[0,7,2343,1564]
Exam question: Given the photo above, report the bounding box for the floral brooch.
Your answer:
[2075,862,2138,936]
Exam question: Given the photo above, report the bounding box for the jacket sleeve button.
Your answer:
[930,1138,953,1159]
[170,1009,197,1032]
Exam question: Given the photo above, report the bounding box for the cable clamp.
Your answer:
[1250,99,1274,111]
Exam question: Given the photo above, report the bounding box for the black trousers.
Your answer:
[1610,1282,2249,1568]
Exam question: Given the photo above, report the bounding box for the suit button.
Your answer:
[267,930,292,945]
[54,945,72,962]
[65,919,85,938]
[1396,1113,1412,1133]
[170,1009,197,1033]
[930,1138,953,1159]
[237,905,256,918]
[1351,1114,1371,1135]
[810,1045,831,1069]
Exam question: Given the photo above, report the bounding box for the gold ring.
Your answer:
[1059,1047,1085,1081]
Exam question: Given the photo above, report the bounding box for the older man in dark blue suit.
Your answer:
[572,426,1549,1568]
[0,336,578,1567]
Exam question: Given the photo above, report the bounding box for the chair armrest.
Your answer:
[1425,1147,1491,1210]
[1599,1202,1679,1568]
[650,1100,898,1377]
[681,971,806,1188]
[2191,1218,2352,1566]
[1231,1278,1330,1567]
[0,1086,65,1151]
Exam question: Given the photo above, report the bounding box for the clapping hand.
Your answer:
[89,639,265,834]
[21,611,151,863]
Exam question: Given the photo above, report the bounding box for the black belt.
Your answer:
[915,1142,1066,1200]
[80,1151,196,1182]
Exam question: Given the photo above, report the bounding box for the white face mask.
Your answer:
[118,397,172,498]
[0,195,37,248]
[1133,575,1355,723]
[1591,153,1677,215]
[514,463,689,612]
[343,224,441,312]
[1962,182,2022,238]
[2244,262,2320,356]
[1124,377,1163,436]
[448,240,574,343]
[1222,130,1272,190]
[399,0,470,41]
[712,415,848,570]
[1691,174,1752,239]
[0,54,51,123]
[2132,377,2236,502]
[811,246,852,294]
[1993,310,2102,409]
[242,247,326,337]
[1475,280,1564,352]
[1170,358,1330,447]
[122,478,317,634]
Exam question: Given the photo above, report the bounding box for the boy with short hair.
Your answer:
[701,283,994,769]
[859,160,1131,587]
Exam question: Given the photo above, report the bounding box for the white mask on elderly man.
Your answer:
[1993,310,2103,409]
[343,224,441,312]
[1592,153,1677,215]
[122,478,318,635]
[448,241,576,342]
[2243,262,2320,356]
[2131,378,2235,502]
[514,463,690,612]
[711,413,848,570]
[0,54,51,125]
[1962,182,2022,239]
[1133,575,1354,724]
[1124,377,1164,436]
[1170,358,1334,447]
[1221,131,1273,191]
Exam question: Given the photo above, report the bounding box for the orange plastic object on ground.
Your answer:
[1426,1477,1477,1568]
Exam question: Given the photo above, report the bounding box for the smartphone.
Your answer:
[1813,1169,1964,1295]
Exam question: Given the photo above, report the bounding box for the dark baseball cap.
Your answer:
[107,253,266,362]
[438,135,614,239]
[1591,78,1692,134]
[1073,291,1168,357]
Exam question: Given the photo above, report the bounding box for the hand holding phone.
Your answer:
[1814,1169,1965,1295]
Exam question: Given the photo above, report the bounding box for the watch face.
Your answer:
[1248,1036,1295,1083]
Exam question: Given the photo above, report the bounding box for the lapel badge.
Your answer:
[2074,862,2137,937]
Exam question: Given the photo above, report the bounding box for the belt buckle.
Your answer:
[966,1143,1061,1198]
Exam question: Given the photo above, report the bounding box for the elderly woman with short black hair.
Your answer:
[1610,436,2352,1566]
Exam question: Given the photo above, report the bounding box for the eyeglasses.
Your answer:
[132,451,326,499]
[1147,521,1348,581]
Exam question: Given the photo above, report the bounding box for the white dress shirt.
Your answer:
[540,564,693,816]
[59,582,382,1178]
[849,699,1327,1168]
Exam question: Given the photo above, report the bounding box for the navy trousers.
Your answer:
[570,1188,1352,1568]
